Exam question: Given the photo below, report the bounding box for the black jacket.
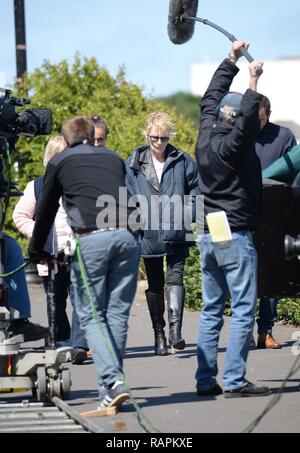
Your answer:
[33,176,54,254]
[256,122,297,171]
[29,143,132,254]
[125,144,199,257]
[196,59,263,231]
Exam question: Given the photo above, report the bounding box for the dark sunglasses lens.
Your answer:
[150,136,169,142]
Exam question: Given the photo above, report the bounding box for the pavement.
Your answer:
[2,281,300,433]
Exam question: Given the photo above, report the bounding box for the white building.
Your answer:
[191,58,300,141]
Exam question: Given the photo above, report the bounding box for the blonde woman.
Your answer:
[13,136,89,363]
[125,112,199,356]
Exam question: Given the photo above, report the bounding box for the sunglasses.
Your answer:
[148,135,170,143]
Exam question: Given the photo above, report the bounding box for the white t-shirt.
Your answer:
[153,160,165,184]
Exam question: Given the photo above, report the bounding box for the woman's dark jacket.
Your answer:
[125,144,199,257]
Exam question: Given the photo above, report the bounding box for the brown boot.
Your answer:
[257,333,282,349]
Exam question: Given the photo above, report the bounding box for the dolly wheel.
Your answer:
[36,367,47,402]
[49,376,61,399]
[61,369,71,400]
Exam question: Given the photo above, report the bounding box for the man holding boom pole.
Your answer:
[195,41,271,398]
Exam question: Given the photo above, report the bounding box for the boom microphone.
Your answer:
[168,0,199,44]
[167,0,263,75]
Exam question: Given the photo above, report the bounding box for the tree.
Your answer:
[5,55,198,244]
[157,92,200,126]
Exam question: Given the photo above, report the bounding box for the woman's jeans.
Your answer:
[196,231,257,391]
[4,235,31,318]
[257,297,278,334]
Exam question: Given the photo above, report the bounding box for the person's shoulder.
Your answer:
[21,179,36,196]
[47,148,69,166]
[267,121,292,137]
[181,152,197,173]
[100,147,123,159]
[278,124,296,140]
[125,145,148,168]
[125,154,133,166]
[98,147,129,168]
[181,150,194,161]
[173,147,194,164]
[25,179,35,190]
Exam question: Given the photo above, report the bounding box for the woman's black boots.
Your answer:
[167,286,186,354]
[145,290,169,356]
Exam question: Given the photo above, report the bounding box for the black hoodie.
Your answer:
[196,59,263,231]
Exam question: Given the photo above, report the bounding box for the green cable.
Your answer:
[74,237,160,434]
[0,262,29,278]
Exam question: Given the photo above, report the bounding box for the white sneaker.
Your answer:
[98,381,129,409]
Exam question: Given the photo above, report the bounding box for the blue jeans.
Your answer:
[257,297,278,334]
[70,230,141,400]
[4,235,31,318]
[196,231,257,391]
[70,284,88,350]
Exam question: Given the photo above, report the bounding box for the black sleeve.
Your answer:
[219,89,263,159]
[29,161,62,253]
[200,59,240,132]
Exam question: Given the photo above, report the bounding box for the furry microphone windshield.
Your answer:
[168,0,199,44]
[167,0,263,75]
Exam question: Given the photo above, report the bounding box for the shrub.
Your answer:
[184,246,203,311]
[277,299,300,326]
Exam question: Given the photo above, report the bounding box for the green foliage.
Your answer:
[5,55,198,245]
[277,299,300,326]
[183,245,203,310]
[157,92,200,126]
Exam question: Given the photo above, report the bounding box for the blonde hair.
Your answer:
[43,135,66,167]
[143,112,175,139]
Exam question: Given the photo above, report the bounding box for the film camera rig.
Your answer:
[0,87,52,319]
[0,89,72,401]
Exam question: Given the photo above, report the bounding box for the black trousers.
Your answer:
[42,264,71,342]
[144,247,187,294]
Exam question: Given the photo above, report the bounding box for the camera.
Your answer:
[0,88,52,139]
[0,87,52,312]
[0,88,52,198]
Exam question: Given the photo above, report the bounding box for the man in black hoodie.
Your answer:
[195,41,271,398]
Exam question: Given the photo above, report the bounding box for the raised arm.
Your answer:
[200,41,250,129]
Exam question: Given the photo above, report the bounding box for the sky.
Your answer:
[1,0,300,97]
